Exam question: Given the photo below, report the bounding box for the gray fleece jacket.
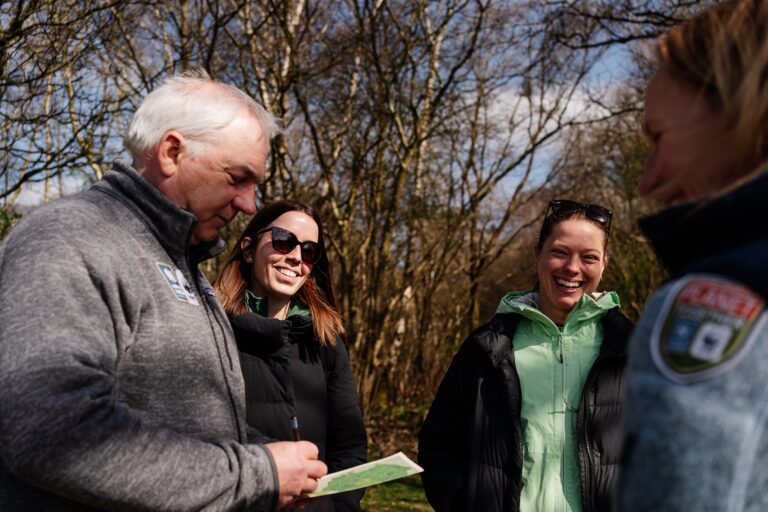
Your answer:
[0,163,278,511]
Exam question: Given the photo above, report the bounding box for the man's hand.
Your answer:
[265,441,327,509]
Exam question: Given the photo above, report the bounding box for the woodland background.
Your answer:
[0,1,712,506]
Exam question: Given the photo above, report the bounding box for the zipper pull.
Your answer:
[559,335,564,364]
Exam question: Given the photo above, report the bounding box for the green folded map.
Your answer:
[307,452,423,497]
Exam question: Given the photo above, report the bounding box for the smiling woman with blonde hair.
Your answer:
[618,1,768,509]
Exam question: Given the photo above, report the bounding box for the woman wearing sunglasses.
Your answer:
[617,1,768,510]
[418,199,633,512]
[214,200,367,512]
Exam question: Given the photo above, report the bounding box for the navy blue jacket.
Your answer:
[638,171,768,294]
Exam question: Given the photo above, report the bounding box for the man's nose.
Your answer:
[234,186,257,215]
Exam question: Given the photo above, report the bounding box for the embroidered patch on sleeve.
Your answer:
[650,274,766,384]
[156,262,200,306]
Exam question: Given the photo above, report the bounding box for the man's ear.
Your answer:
[156,131,185,178]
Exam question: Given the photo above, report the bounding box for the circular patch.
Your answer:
[650,274,766,384]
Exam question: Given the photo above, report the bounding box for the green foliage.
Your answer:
[0,208,21,243]
[360,475,431,512]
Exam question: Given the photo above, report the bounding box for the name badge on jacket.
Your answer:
[156,262,200,306]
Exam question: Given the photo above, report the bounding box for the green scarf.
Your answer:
[244,289,310,318]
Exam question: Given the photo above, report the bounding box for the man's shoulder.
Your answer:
[7,189,129,243]
[0,189,144,273]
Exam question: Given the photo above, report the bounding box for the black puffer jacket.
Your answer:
[231,312,367,512]
[418,309,633,512]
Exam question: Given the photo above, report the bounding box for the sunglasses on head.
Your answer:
[546,199,613,230]
[254,226,322,265]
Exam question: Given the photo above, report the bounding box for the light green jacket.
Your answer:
[496,290,620,512]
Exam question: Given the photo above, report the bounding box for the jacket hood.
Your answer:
[496,290,620,333]
[231,311,313,362]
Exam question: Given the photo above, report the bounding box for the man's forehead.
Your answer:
[231,112,267,134]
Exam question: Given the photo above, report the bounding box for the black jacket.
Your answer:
[231,312,367,512]
[418,308,633,512]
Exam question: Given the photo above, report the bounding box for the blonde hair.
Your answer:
[658,0,768,185]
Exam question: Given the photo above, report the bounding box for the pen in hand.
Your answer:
[291,416,301,441]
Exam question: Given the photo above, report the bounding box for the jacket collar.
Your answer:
[495,290,619,335]
[639,171,768,294]
[92,162,225,266]
[478,309,632,367]
[478,293,630,366]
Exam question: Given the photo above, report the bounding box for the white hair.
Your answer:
[124,69,281,163]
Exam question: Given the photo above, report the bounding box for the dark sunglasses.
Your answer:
[546,199,613,230]
[254,226,322,265]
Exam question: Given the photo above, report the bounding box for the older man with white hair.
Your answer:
[0,70,326,511]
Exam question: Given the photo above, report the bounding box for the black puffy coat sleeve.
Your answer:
[418,337,483,512]
[325,339,368,511]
